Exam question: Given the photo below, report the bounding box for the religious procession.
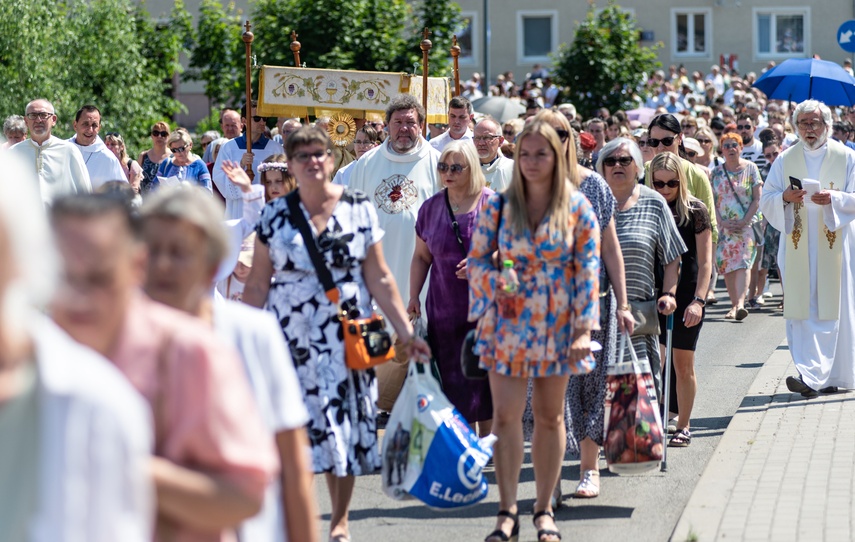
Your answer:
[2,4,855,542]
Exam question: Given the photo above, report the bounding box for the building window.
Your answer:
[671,8,711,57]
[753,8,809,58]
[456,12,477,66]
[517,10,558,63]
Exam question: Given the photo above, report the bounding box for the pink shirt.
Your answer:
[109,294,278,542]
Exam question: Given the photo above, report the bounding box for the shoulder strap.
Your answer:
[285,191,341,305]
[722,167,751,214]
[444,188,467,258]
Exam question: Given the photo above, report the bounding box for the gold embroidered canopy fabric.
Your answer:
[257,66,449,123]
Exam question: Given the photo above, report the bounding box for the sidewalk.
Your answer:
[671,341,855,542]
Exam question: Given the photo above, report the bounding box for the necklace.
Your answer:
[448,192,467,212]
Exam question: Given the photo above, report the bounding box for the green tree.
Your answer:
[186,0,245,110]
[411,0,462,77]
[551,1,661,120]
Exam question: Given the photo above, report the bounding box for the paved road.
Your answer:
[314,281,787,542]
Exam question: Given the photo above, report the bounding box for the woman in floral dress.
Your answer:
[469,121,600,542]
[710,132,763,321]
[243,127,430,542]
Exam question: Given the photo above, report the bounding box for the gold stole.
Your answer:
[782,140,845,320]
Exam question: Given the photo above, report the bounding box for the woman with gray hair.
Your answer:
[596,137,685,401]
[2,114,26,149]
[155,128,212,192]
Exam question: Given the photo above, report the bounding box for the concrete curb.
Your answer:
[670,340,792,542]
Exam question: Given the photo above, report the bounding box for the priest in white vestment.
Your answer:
[760,100,855,395]
[9,99,91,204]
[69,105,126,190]
[474,117,513,192]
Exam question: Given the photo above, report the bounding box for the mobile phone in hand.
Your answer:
[789,176,803,190]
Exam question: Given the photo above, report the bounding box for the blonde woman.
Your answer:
[156,129,212,192]
[469,121,600,542]
[408,140,494,435]
[650,152,712,447]
[138,121,171,194]
[104,132,143,195]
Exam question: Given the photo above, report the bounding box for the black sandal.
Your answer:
[668,428,691,448]
[532,509,561,541]
[485,510,519,542]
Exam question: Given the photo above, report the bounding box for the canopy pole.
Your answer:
[242,21,255,181]
[420,28,432,137]
[451,35,461,97]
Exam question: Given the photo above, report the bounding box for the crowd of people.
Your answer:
[1,56,854,542]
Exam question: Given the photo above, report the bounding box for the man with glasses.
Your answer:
[213,100,284,219]
[429,96,474,152]
[737,114,768,174]
[9,99,91,204]
[273,117,302,146]
[760,99,855,398]
[473,117,512,191]
[69,105,126,190]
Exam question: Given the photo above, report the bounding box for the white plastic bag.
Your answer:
[381,361,495,508]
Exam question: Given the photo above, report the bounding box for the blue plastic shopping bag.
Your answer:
[381,361,496,509]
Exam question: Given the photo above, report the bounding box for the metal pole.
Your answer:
[483,0,490,87]
[420,28,432,137]
[242,21,255,181]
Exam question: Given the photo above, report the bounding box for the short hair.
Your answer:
[356,124,381,144]
[475,116,501,134]
[167,128,193,148]
[448,96,473,115]
[736,113,754,124]
[695,126,718,148]
[240,100,259,119]
[586,117,605,128]
[284,126,332,159]
[720,132,743,147]
[25,98,55,116]
[201,130,220,142]
[792,100,832,134]
[757,128,778,146]
[3,115,26,136]
[709,117,726,131]
[51,193,142,240]
[596,137,645,181]
[438,140,485,197]
[140,187,229,269]
[75,105,101,123]
[385,94,426,126]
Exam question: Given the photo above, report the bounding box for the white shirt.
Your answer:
[481,154,514,192]
[29,316,153,542]
[429,128,473,153]
[69,135,127,190]
[213,135,284,219]
[9,136,92,204]
[213,301,309,542]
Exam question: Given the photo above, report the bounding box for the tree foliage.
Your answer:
[186,0,245,109]
[551,1,661,119]
[0,0,190,151]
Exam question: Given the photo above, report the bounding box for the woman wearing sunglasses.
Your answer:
[632,128,656,165]
[710,133,763,321]
[137,121,172,195]
[155,129,212,192]
[408,140,494,439]
[650,152,712,447]
[596,138,685,407]
[104,132,143,197]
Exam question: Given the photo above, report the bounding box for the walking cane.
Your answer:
[660,312,674,473]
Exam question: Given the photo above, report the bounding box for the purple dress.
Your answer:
[416,187,494,422]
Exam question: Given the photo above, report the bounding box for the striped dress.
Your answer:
[614,186,686,396]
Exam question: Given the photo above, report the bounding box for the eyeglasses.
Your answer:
[736,124,753,130]
[353,139,374,146]
[797,121,823,132]
[681,123,696,128]
[686,151,697,158]
[721,142,740,149]
[473,135,501,143]
[437,163,468,174]
[646,136,676,148]
[554,129,570,142]
[170,145,188,153]
[764,151,779,160]
[26,112,55,120]
[436,162,469,174]
[503,130,516,137]
[151,130,169,137]
[252,116,266,122]
[292,149,332,163]
[105,132,121,137]
[636,140,648,147]
[652,180,680,189]
[695,138,712,145]
[201,140,211,148]
[602,156,634,167]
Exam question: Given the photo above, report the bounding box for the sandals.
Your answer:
[572,469,600,498]
[669,428,691,448]
[533,510,562,541]
[485,510,519,542]
[735,306,749,321]
[724,308,736,319]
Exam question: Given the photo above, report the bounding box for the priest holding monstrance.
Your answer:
[760,100,855,397]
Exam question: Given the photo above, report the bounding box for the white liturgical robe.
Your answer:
[69,135,127,190]
[760,138,855,390]
[481,154,514,192]
[9,136,91,204]
[213,135,284,219]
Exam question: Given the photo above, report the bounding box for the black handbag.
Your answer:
[460,193,504,380]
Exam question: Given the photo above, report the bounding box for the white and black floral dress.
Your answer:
[256,188,383,477]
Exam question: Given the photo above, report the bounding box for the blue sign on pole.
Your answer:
[838,21,855,53]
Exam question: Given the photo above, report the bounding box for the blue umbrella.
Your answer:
[752,58,855,106]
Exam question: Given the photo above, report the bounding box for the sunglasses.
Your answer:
[764,151,779,160]
[646,136,676,148]
[151,130,169,137]
[722,142,740,150]
[602,156,633,167]
[105,131,121,138]
[637,140,649,147]
[170,145,188,153]
[553,129,570,142]
[252,116,266,122]
[437,163,468,174]
[292,149,332,163]
[686,151,697,158]
[653,180,680,189]
[695,138,712,144]
[503,130,516,137]
[736,124,753,130]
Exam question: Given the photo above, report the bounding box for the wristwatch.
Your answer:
[691,295,706,307]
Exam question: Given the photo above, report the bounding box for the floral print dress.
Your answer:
[256,189,383,477]
[468,191,601,378]
[711,161,763,273]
